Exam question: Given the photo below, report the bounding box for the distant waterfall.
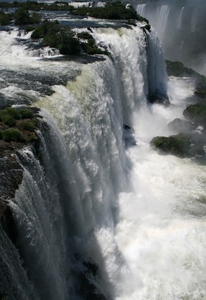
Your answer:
[177,6,184,30]
[136,3,146,16]
[135,0,206,75]
[156,5,171,39]
[191,8,197,32]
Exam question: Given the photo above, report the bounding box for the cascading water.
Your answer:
[0,24,156,299]
[0,13,206,300]
[177,7,184,30]
[156,5,170,40]
[134,0,206,75]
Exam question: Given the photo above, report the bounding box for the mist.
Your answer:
[129,0,206,75]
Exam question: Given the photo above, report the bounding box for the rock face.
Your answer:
[183,103,206,124]
[151,102,206,160]
[150,133,191,157]
[0,145,23,201]
[0,106,40,242]
[168,118,196,134]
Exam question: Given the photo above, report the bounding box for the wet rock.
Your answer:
[151,133,191,157]
[168,118,196,134]
[123,124,136,148]
[148,92,170,106]
[183,103,206,124]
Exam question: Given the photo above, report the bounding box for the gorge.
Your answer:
[1,1,206,300]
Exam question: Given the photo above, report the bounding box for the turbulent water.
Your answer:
[0,9,206,300]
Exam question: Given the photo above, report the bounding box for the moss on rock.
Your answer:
[150,133,191,157]
[183,103,206,124]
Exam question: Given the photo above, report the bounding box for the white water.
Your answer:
[156,5,171,40]
[0,23,206,300]
[115,77,206,299]
[177,7,185,30]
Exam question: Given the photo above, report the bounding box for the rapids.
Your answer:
[0,16,206,300]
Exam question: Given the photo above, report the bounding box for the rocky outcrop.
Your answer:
[168,118,196,134]
[151,102,206,160]
[0,106,40,226]
[150,133,191,158]
[183,103,206,124]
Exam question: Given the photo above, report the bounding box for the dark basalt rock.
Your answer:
[148,92,170,106]
[151,131,206,159]
[123,123,136,148]
[183,103,206,124]
[0,106,41,241]
[150,133,191,158]
[168,118,196,134]
[74,256,109,300]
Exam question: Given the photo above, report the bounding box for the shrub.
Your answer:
[165,60,197,77]
[0,107,20,126]
[150,133,190,157]
[25,25,35,33]
[18,121,36,132]
[31,21,60,39]
[71,1,149,23]
[14,8,40,25]
[27,133,37,142]
[14,9,30,25]
[0,114,16,127]
[77,32,93,40]
[3,129,25,142]
[32,21,81,55]
[81,38,108,55]
[0,130,3,140]
[183,103,206,123]
[1,107,20,119]
[19,108,33,119]
[0,12,11,25]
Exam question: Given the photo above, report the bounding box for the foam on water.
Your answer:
[1,20,205,300]
[115,77,206,299]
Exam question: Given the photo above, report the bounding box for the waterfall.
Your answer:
[136,4,146,16]
[146,28,168,101]
[156,5,171,39]
[1,6,206,299]
[133,0,206,75]
[177,6,184,30]
[190,8,197,32]
[0,25,168,299]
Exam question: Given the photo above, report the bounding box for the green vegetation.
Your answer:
[0,106,39,143]
[77,32,93,40]
[0,107,20,126]
[19,107,34,118]
[165,60,197,77]
[0,12,11,25]
[150,133,190,157]
[18,120,36,132]
[80,36,108,55]
[71,1,148,22]
[166,60,206,98]
[31,21,81,55]
[32,21,108,56]
[0,1,73,11]
[3,129,24,142]
[0,8,41,26]
[183,103,206,123]
[0,1,149,27]
[14,8,41,25]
